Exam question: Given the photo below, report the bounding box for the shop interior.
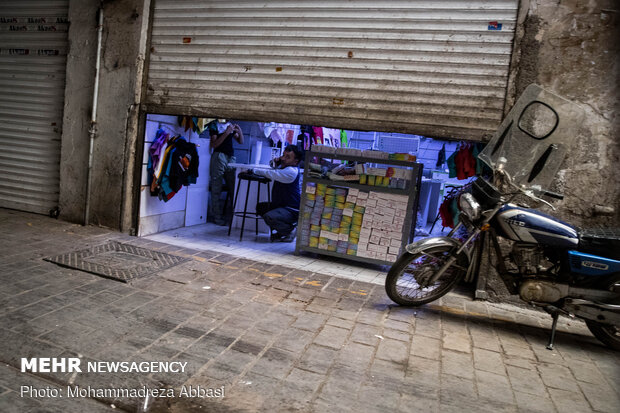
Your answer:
[139,113,477,278]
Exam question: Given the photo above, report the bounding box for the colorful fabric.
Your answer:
[447,151,457,178]
[178,116,210,134]
[448,143,479,180]
[473,143,483,175]
[340,130,348,147]
[148,135,199,202]
[436,143,446,168]
[148,129,170,176]
[467,144,477,178]
[455,145,466,180]
[285,129,295,144]
[312,127,324,145]
[439,198,454,228]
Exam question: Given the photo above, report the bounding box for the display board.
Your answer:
[295,150,423,266]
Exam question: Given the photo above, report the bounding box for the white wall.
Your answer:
[138,114,211,236]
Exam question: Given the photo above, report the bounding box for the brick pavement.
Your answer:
[0,209,619,412]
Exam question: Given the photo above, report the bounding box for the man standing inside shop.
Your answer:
[250,145,302,242]
[209,120,244,226]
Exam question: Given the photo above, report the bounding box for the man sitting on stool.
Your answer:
[249,145,302,242]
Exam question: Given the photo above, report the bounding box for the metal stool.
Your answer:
[228,171,271,241]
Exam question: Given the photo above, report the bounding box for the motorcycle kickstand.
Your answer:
[546,310,560,351]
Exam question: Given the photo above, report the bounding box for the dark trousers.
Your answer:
[256,202,298,235]
[209,152,236,222]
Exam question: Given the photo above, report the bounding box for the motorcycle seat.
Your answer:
[578,228,620,261]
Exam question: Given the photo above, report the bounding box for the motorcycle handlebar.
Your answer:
[543,190,564,200]
[495,171,563,207]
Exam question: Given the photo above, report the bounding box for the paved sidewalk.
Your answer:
[0,209,618,413]
[144,222,391,285]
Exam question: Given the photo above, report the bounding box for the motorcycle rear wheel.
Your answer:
[585,321,620,351]
[385,245,467,306]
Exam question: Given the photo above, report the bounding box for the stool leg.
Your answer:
[268,181,271,207]
[228,176,241,236]
[255,182,261,237]
[267,182,271,235]
[240,179,251,242]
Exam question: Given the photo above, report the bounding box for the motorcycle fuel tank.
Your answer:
[496,205,578,248]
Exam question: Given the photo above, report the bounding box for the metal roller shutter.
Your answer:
[0,0,68,215]
[146,0,518,140]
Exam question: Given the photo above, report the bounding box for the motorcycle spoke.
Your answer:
[395,263,457,300]
[416,251,442,261]
[452,263,470,272]
[386,244,467,307]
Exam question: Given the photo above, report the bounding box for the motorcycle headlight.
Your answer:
[459,193,481,221]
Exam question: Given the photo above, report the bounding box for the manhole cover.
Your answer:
[43,241,189,282]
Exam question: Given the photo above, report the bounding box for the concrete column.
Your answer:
[59,0,151,232]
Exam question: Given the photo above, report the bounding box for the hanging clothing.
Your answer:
[455,145,466,180]
[259,123,300,145]
[312,127,324,145]
[299,132,310,150]
[340,130,348,148]
[285,129,295,144]
[323,128,340,147]
[177,116,210,134]
[151,141,175,193]
[148,135,199,202]
[436,143,446,168]
[447,150,457,178]
[447,142,478,180]
[196,118,210,134]
[439,199,454,228]
[149,129,170,173]
[438,193,461,228]
[463,144,476,178]
[473,143,485,175]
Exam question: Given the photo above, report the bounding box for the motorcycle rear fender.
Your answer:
[405,237,471,263]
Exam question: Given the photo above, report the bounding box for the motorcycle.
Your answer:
[385,84,620,350]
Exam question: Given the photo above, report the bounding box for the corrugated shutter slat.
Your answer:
[0,0,68,214]
[146,0,518,140]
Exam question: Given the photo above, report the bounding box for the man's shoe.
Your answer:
[279,227,297,243]
[270,231,282,242]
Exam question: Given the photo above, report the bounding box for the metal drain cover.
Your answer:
[43,241,189,282]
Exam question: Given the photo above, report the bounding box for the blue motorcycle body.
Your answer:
[494,205,620,281]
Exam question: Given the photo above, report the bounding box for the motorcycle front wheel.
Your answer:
[385,245,467,306]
